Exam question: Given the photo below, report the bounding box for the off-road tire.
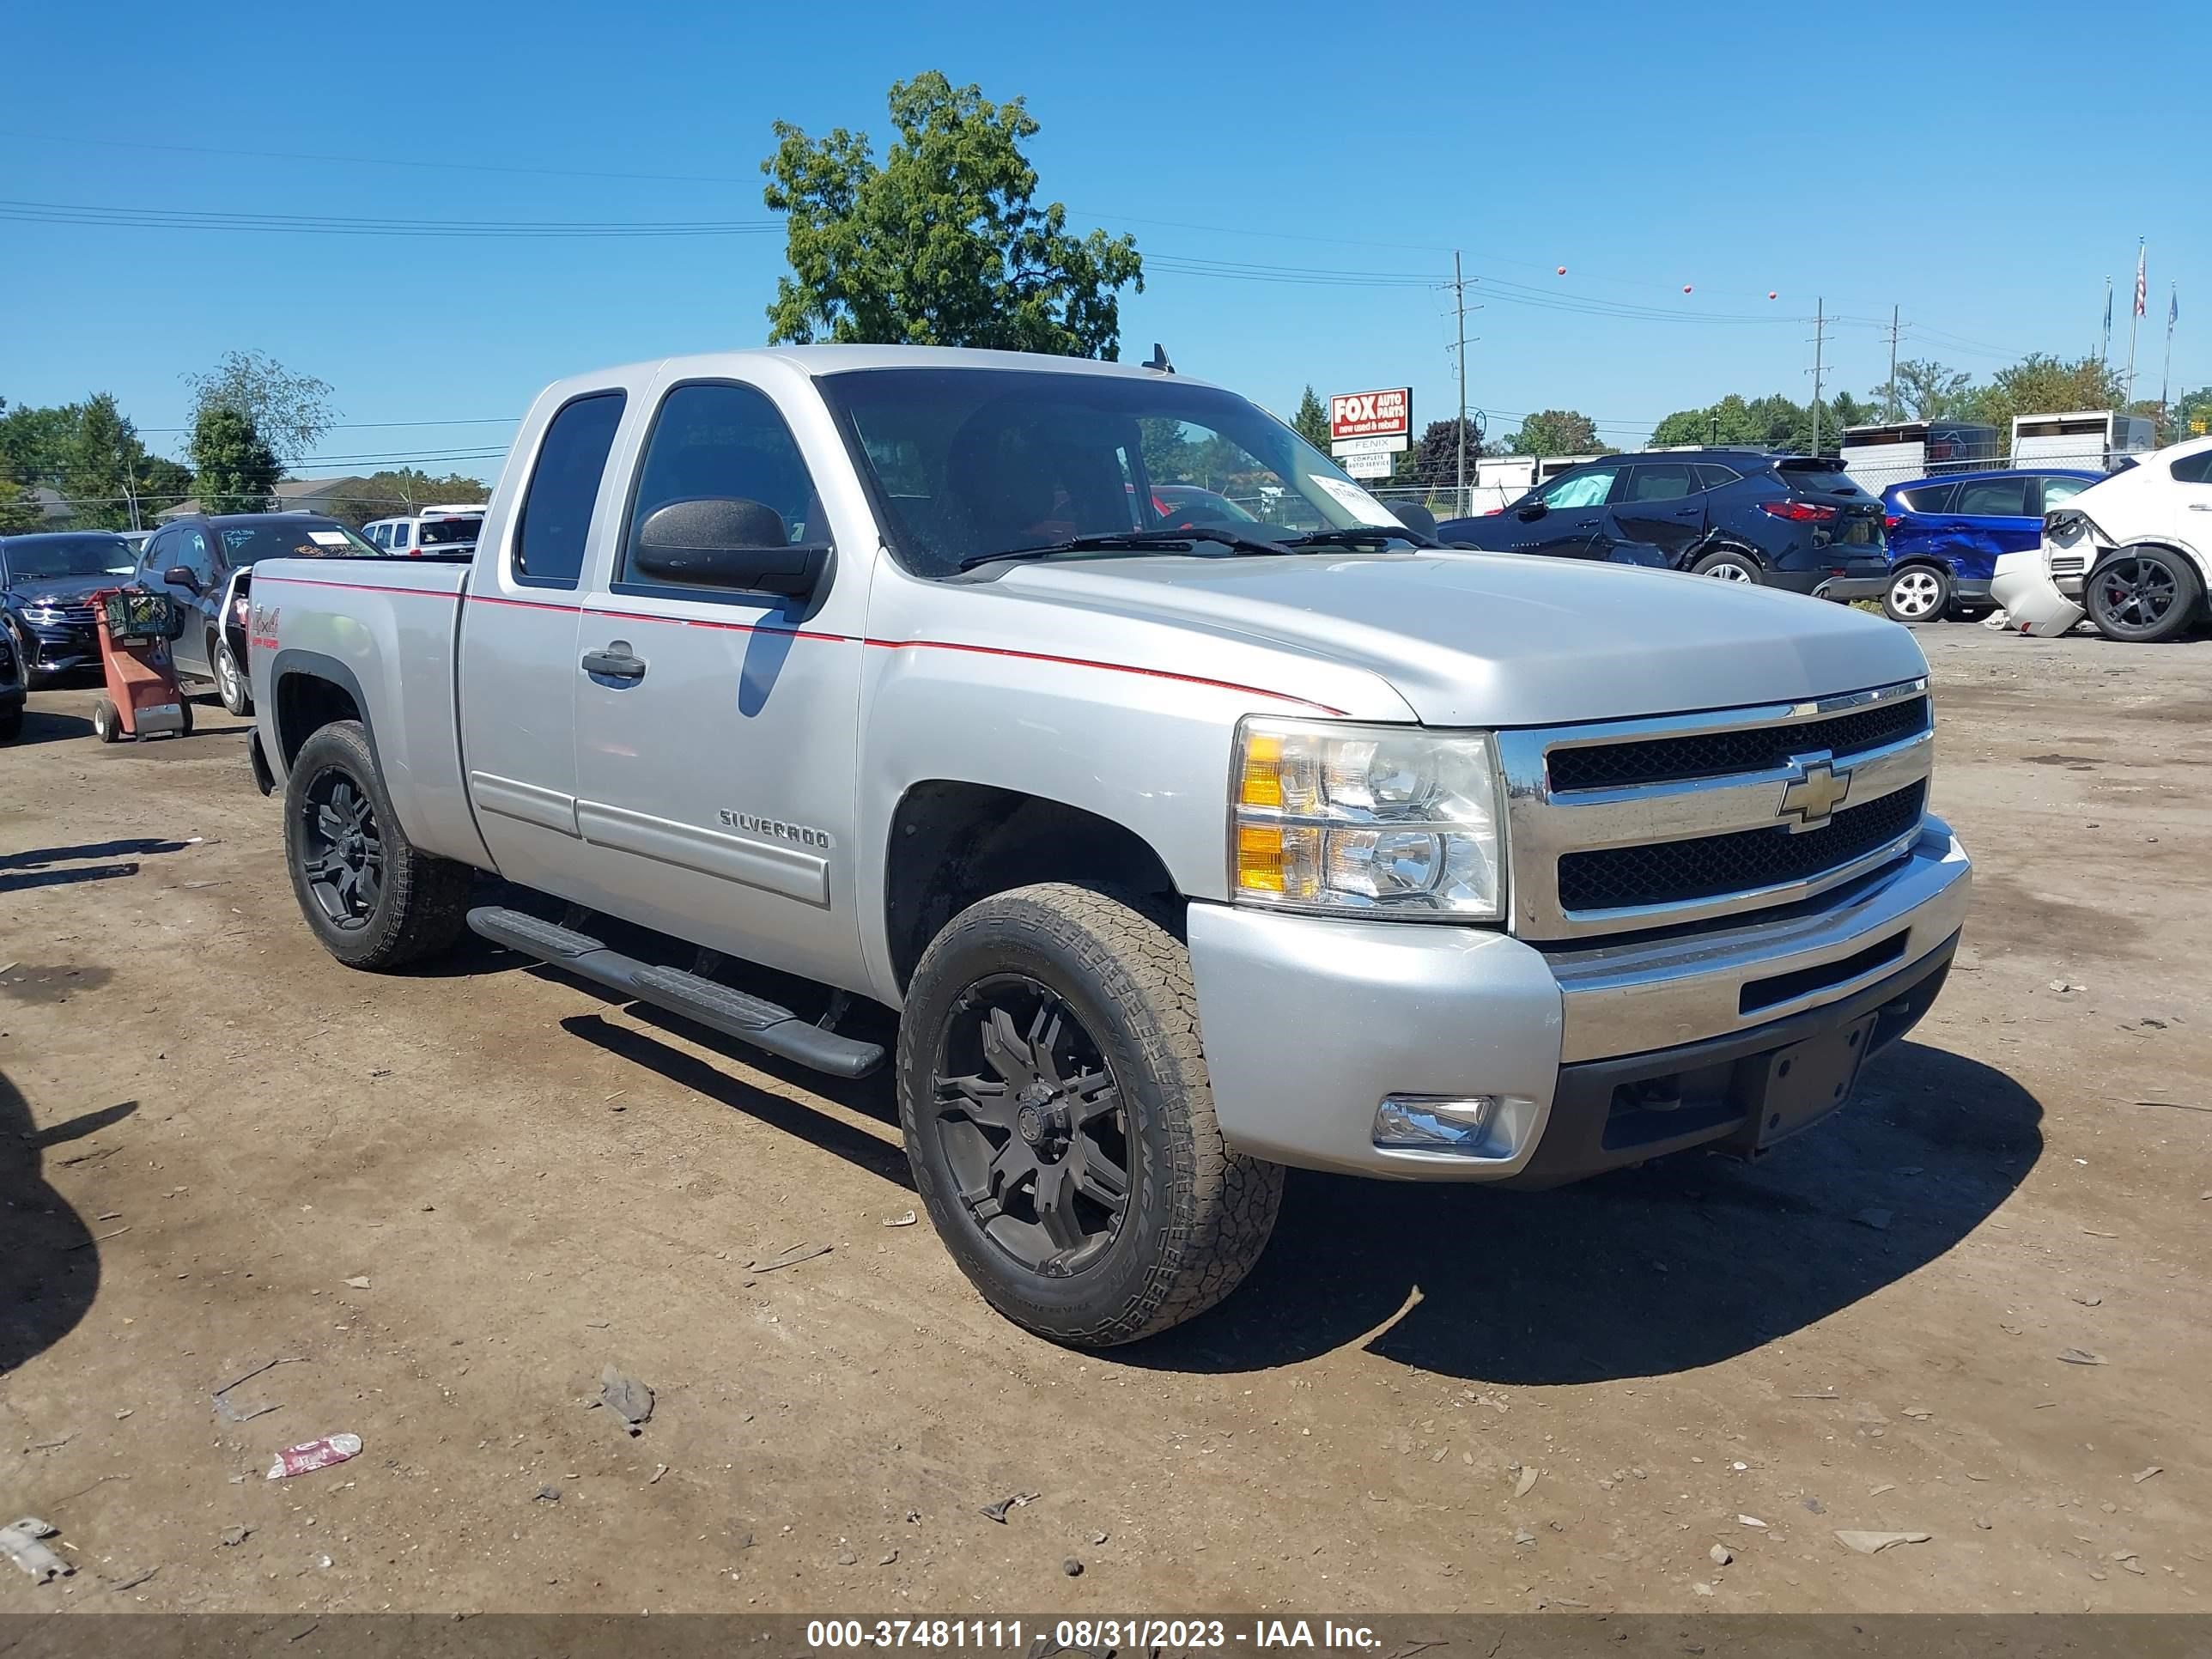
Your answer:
[284,720,471,969]
[898,883,1284,1346]
[215,640,252,715]
[1692,548,1762,584]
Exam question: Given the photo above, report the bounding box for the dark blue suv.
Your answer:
[1878,468,2100,623]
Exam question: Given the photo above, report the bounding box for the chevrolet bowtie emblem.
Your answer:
[1779,755,1851,829]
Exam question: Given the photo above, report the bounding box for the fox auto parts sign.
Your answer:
[1329,388,1413,447]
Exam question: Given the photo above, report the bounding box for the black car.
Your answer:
[135,513,380,714]
[1,531,143,681]
[1437,449,1891,598]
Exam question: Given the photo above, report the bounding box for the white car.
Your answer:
[1989,434,2212,641]
[361,505,486,558]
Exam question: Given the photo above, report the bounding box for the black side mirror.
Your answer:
[1389,501,1437,540]
[630,498,828,599]
[1516,500,1547,520]
[163,565,202,592]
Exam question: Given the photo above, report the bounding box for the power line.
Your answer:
[0,199,780,238]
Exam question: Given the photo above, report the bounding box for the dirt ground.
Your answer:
[3,623,2208,1617]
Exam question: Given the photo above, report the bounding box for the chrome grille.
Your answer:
[1497,678,1933,940]
[1547,696,1929,792]
[1559,781,1926,912]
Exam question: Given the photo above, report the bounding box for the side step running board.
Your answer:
[467,906,884,1079]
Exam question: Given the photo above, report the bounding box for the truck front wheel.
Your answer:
[897,884,1284,1347]
[283,720,471,969]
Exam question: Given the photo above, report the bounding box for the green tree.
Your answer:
[190,405,279,514]
[1504,409,1607,456]
[1291,385,1330,450]
[327,468,491,527]
[0,479,42,534]
[62,393,154,530]
[0,397,82,490]
[1869,359,1972,422]
[762,72,1144,358]
[2165,386,2212,442]
[184,350,336,464]
[1964,354,2124,441]
[1405,417,1481,486]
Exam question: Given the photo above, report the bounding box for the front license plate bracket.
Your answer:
[1729,1012,1880,1153]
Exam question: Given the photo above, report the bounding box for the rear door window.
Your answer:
[2171,450,2212,485]
[1624,464,1694,501]
[1954,477,2032,517]
[514,391,627,586]
[1898,484,1955,514]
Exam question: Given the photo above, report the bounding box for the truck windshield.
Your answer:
[817,367,1413,578]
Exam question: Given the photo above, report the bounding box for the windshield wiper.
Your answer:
[1279,526,1432,550]
[958,526,1291,571]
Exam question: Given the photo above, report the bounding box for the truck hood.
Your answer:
[998,551,1929,726]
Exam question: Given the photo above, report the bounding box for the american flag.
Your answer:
[2134,244,2147,319]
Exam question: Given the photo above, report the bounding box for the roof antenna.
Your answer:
[1142,342,1175,374]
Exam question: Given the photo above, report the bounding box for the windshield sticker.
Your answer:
[1310,475,1401,528]
[307,531,349,547]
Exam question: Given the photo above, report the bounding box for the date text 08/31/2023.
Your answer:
[804,1620,1383,1650]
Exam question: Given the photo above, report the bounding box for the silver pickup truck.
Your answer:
[248,345,1972,1347]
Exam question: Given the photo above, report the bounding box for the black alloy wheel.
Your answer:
[297,770,386,929]
[931,975,1131,1278]
[2087,550,2200,643]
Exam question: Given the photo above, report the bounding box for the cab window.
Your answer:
[514,391,627,587]
[619,381,825,590]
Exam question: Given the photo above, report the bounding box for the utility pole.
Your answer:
[1809,298,1826,455]
[2100,276,2112,368]
[1453,249,1468,515]
[1885,304,1901,422]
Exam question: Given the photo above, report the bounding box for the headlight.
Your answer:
[1230,718,1504,920]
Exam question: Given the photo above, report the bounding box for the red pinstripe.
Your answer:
[250,573,1343,715]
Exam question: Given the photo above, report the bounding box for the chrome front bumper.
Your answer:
[1187,817,1970,1182]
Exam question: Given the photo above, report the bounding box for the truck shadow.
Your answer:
[1125,1042,2041,1382]
[0,1076,133,1374]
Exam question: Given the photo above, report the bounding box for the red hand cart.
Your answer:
[88,586,191,743]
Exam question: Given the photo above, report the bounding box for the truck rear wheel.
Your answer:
[897,884,1283,1347]
[284,720,471,969]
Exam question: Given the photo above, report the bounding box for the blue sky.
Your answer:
[4,0,2204,475]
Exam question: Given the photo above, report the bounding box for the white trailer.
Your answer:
[2009,410,2157,472]
[1839,421,2000,493]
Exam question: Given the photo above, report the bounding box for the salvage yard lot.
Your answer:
[3,625,2208,1613]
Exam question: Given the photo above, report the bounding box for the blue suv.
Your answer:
[1879,468,2100,623]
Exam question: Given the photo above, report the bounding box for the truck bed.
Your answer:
[247,556,491,870]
